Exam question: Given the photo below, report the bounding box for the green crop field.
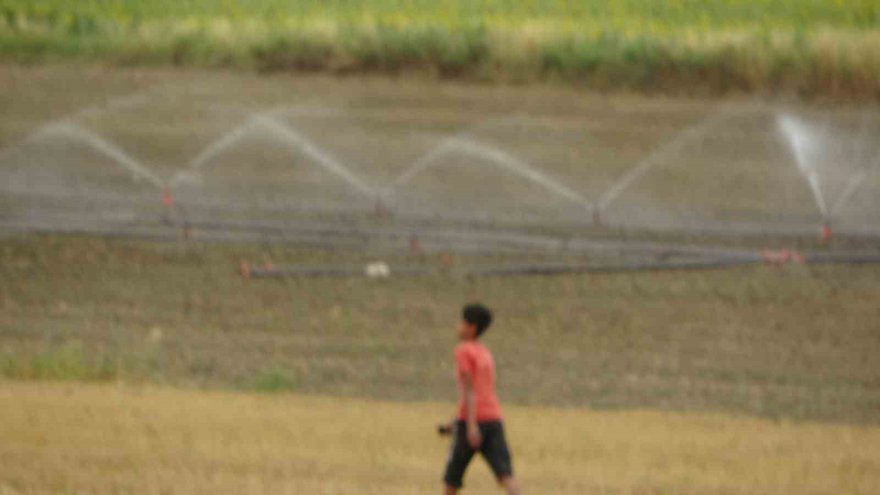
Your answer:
[1,0,879,97]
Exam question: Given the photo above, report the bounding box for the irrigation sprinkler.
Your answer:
[778,114,880,244]
[4,95,879,249]
[18,122,193,229]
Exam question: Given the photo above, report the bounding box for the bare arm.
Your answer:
[462,373,477,426]
[461,373,481,448]
[438,373,474,437]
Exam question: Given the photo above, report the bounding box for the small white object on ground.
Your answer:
[365,261,391,278]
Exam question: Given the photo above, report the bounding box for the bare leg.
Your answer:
[500,475,522,495]
[445,484,458,495]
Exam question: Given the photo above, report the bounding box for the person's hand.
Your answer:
[466,421,482,448]
[437,422,453,436]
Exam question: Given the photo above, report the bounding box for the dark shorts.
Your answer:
[443,420,513,488]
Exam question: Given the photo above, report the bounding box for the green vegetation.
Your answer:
[0,333,172,382]
[1,1,878,97]
[252,366,299,392]
[1,235,878,424]
[0,341,118,381]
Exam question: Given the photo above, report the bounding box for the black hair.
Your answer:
[462,303,493,337]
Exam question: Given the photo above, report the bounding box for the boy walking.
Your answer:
[439,304,522,495]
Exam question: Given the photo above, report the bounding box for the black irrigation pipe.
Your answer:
[2,213,769,260]
[456,251,880,276]
[461,257,761,277]
[242,259,758,279]
[458,251,880,276]
[241,250,880,279]
[5,217,880,277]
[241,262,434,279]
[9,186,862,240]
[0,220,569,255]
[804,252,880,265]
[5,209,880,272]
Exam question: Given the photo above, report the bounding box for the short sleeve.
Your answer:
[455,345,476,379]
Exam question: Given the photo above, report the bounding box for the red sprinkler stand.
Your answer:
[409,234,424,256]
[374,199,390,219]
[162,188,174,209]
[592,208,602,227]
[820,224,832,244]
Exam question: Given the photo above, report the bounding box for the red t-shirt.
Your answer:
[455,341,503,421]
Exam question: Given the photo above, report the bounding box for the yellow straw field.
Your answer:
[1,381,878,494]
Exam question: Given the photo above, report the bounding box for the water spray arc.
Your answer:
[175,121,257,184]
[827,112,880,219]
[0,87,191,228]
[778,115,830,219]
[169,110,378,212]
[392,136,591,217]
[7,106,382,230]
[254,115,376,198]
[0,86,168,169]
[593,106,736,226]
[777,114,880,241]
[3,91,879,243]
[831,160,878,216]
[36,123,165,189]
[8,122,182,226]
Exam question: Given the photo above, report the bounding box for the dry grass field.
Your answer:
[1,381,879,495]
[2,235,879,425]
